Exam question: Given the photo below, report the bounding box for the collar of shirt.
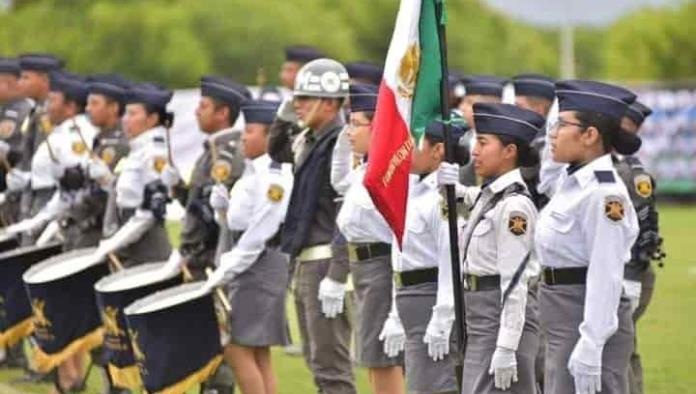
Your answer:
[129,126,164,151]
[487,168,525,194]
[309,114,344,140]
[244,153,271,174]
[413,171,438,195]
[571,154,613,188]
[205,127,238,147]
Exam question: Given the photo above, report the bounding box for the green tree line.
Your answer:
[0,0,693,87]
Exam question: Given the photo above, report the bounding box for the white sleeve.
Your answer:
[105,209,156,250]
[217,172,292,278]
[495,197,537,351]
[435,197,455,309]
[330,126,355,196]
[575,190,639,367]
[537,131,565,198]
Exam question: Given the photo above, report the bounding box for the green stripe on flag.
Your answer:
[410,0,444,143]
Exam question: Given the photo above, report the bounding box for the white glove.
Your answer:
[378,312,406,358]
[623,279,642,314]
[423,304,454,361]
[568,347,602,394]
[5,215,48,235]
[6,169,30,191]
[276,98,297,123]
[160,249,184,276]
[36,220,61,246]
[202,265,227,293]
[317,277,347,319]
[0,141,10,159]
[160,164,181,188]
[437,162,460,187]
[209,184,230,211]
[489,347,518,390]
[48,162,64,180]
[87,158,112,181]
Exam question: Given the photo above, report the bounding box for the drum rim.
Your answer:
[124,282,208,316]
[0,241,62,261]
[22,247,100,284]
[95,261,180,293]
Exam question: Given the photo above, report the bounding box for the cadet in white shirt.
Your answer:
[535,80,639,394]
[93,83,173,266]
[333,84,405,394]
[204,99,291,394]
[439,103,546,393]
[394,120,468,394]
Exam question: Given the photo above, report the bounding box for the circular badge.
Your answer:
[101,147,116,166]
[153,156,167,174]
[604,196,625,222]
[267,184,284,202]
[210,160,232,183]
[72,141,87,155]
[0,119,17,139]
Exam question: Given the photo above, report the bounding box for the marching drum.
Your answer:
[124,282,222,394]
[22,247,109,373]
[94,262,183,390]
[0,242,63,348]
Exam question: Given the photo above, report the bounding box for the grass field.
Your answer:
[1,204,694,393]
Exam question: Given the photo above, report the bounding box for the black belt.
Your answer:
[396,268,438,287]
[542,266,588,285]
[348,242,391,263]
[463,274,500,292]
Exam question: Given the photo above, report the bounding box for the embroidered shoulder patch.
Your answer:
[101,147,116,165]
[634,174,652,198]
[267,184,284,202]
[153,156,167,174]
[211,160,232,182]
[604,196,625,222]
[0,119,17,139]
[508,211,528,236]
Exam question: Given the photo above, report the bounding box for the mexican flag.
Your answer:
[364,0,446,246]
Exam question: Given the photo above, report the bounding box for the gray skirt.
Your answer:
[396,281,458,394]
[539,283,634,394]
[351,254,404,368]
[461,287,540,394]
[226,246,289,347]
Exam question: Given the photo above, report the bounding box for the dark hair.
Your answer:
[496,134,539,167]
[144,103,174,128]
[104,95,125,116]
[211,97,241,127]
[62,92,86,114]
[575,111,621,153]
[425,133,470,166]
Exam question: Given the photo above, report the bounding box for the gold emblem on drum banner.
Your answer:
[634,174,652,198]
[101,147,116,166]
[153,156,167,174]
[604,196,625,222]
[129,329,148,375]
[72,141,87,155]
[397,43,420,99]
[31,299,52,328]
[102,306,125,337]
[267,184,284,202]
[211,160,232,182]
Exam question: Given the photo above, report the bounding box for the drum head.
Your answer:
[23,247,101,284]
[0,242,63,265]
[124,282,208,316]
[95,262,180,293]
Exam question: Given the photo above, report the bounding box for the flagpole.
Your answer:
[434,0,466,383]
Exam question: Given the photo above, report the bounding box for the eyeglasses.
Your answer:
[550,119,586,131]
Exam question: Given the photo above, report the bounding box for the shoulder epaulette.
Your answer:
[594,170,615,183]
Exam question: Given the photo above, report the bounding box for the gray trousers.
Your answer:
[539,284,634,394]
[396,281,458,394]
[294,258,356,394]
[461,288,540,394]
[628,266,656,394]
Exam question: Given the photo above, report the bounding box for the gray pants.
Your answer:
[628,266,656,394]
[294,258,356,394]
[396,281,458,394]
[461,288,540,394]
[351,254,404,368]
[539,284,634,394]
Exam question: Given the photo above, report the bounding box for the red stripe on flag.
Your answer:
[364,81,413,247]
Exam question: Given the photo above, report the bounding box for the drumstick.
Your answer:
[107,253,124,271]
[180,264,194,282]
[205,267,232,312]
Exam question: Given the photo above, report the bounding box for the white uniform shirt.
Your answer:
[450,169,540,351]
[31,115,96,190]
[218,154,293,278]
[535,154,639,367]
[115,126,168,209]
[336,164,392,244]
[394,171,454,307]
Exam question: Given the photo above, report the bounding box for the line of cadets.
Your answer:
[0,44,661,394]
